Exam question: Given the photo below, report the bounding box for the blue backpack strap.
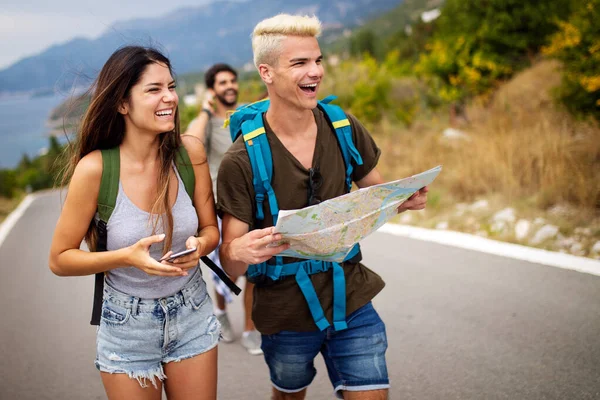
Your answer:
[318,102,363,192]
[320,95,337,104]
[241,112,280,224]
[331,262,347,331]
[248,259,333,331]
[248,242,360,332]
[227,98,270,142]
[295,265,331,331]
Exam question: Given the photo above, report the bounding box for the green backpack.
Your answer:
[90,146,240,325]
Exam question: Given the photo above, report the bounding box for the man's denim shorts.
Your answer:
[261,302,390,398]
[95,268,220,388]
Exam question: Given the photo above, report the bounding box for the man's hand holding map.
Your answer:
[272,166,442,262]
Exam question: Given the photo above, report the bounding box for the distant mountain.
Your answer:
[0,0,403,93]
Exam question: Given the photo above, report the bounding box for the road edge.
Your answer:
[379,223,600,277]
[0,194,37,248]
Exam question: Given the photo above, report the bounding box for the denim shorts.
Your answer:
[95,269,220,388]
[261,302,389,398]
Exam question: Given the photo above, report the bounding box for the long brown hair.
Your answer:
[60,46,182,252]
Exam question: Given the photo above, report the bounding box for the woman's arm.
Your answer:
[48,150,185,277]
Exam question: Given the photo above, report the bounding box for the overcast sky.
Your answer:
[0,0,215,69]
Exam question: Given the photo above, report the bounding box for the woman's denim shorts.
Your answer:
[95,268,220,387]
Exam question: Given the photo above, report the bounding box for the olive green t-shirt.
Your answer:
[217,107,385,334]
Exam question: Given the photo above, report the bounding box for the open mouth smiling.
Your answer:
[155,109,173,117]
[299,83,318,93]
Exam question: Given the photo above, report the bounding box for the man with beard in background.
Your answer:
[184,63,263,355]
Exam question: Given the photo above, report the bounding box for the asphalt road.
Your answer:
[1,191,599,399]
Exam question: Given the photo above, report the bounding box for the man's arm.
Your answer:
[219,213,289,278]
[356,167,428,212]
[183,110,211,143]
[183,94,214,143]
[356,167,385,188]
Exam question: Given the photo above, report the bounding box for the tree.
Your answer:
[385,20,435,64]
[416,0,573,105]
[350,29,378,59]
[544,0,600,119]
[0,170,16,198]
[18,154,32,171]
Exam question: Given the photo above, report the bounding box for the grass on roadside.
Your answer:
[0,192,26,224]
[369,60,599,256]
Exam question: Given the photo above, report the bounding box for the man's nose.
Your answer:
[308,62,323,78]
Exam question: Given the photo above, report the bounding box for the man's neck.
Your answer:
[265,100,314,139]
[214,101,237,119]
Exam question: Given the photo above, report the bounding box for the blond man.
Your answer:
[217,14,428,399]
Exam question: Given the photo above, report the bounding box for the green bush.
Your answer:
[544,0,600,119]
[0,170,16,198]
[180,104,199,133]
[350,29,379,59]
[16,167,51,192]
[416,0,573,103]
[0,137,68,199]
[323,54,397,124]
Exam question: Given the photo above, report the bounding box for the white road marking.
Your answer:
[379,223,600,277]
[0,194,37,249]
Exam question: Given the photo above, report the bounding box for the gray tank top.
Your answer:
[205,116,233,195]
[103,167,199,299]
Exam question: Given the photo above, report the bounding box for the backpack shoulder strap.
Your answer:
[241,112,280,224]
[226,98,271,142]
[97,147,120,223]
[91,146,119,326]
[175,145,195,202]
[317,101,364,192]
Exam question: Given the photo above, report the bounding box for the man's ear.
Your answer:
[117,101,128,115]
[258,64,273,84]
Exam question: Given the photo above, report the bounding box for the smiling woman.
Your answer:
[48,46,220,400]
[117,62,179,139]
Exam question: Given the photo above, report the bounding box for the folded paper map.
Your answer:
[272,166,442,262]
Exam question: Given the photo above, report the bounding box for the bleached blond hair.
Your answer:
[252,14,322,68]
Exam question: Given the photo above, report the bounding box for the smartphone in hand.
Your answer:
[161,247,197,263]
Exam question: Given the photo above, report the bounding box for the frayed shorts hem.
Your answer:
[161,341,219,364]
[95,361,166,389]
[95,342,219,389]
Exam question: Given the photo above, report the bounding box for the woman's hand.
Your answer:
[160,236,206,271]
[126,234,187,277]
